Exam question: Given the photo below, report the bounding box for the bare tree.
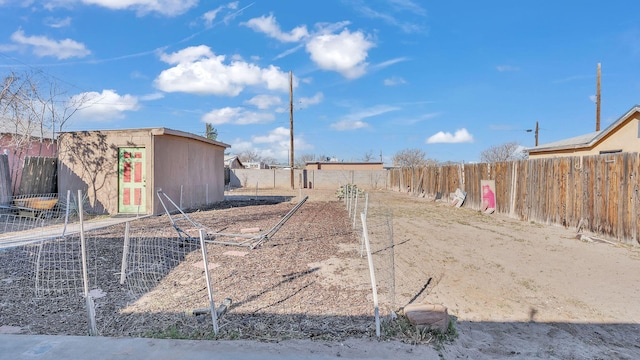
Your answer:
[316,154,332,162]
[295,153,315,168]
[261,156,277,166]
[362,150,374,162]
[1,70,88,151]
[480,142,526,163]
[1,70,90,193]
[238,149,262,163]
[392,148,429,168]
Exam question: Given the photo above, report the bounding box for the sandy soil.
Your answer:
[231,188,640,359]
[2,187,640,359]
[367,190,640,359]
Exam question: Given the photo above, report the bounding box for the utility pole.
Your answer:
[596,62,601,131]
[526,122,540,146]
[289,71,294,189]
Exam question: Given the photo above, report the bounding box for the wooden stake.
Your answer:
[289,71,294,189]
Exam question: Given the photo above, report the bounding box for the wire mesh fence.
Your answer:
[0,189,381,339]
[0,190,107,235]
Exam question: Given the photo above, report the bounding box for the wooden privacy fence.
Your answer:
[18,156,58,195]
[389,152,639,245]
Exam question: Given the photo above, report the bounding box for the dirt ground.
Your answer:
[365,190,640,359]
[2,187,640,359]
[231,188,640,359]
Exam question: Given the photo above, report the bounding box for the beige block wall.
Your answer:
[305,162,384,171]
[230,169,389,190]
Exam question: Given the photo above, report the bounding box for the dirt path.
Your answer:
[365,190,640,358]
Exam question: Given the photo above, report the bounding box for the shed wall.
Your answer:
[153,134,225,214]
[57,130,152,215]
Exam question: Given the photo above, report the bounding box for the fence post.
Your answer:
[62,190,71,236]
[199,229,219,334]
[119,221,131,285]
[361,212,380,337]
[79,190,97,336]
[352,192,358,229]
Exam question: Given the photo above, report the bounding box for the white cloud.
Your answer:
[202,2,239,27]
[10,29,90,59]
[202,8,222,27]
[139,92,164,101]
[71,89,140,121]
[306,29,375,79]
[229,139,253,153]
[254,127,313,161]
[202,107,275,125]
[426,128,474,144]
[330,120,369,131]
[243,16,375,79]
[79,0,197,16]
[389,0,427,16]
[44,17,72,28]
[244,94,282,110]
[397,111,441,125]
[298,92,323,109]
[330,105,399,131]
[384,76,407,86]
[496,65,520,72]
[350,1,426,33]
[252,126,289,144]
[242,14,309,42]
[230,127,313,162]
[155,45,292,96]
[373,57,409,71]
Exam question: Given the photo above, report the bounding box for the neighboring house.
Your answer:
[244,161,270,169]
[0,120,57,194]
[57,128,230,215]
[305,162,384,171]
[224,155,244,169]
[526,105,640,159]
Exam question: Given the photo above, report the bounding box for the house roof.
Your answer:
[59,127,230,148]
[525,105,640,153]
[224,155,244,167]
[150,128,231,148]
[0,119,56,139]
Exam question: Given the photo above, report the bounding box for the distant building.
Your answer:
[525,105,640,159]
[305,162,384,171]
[244,161,270,169]
[224,155,244,169]
[0,119,57,194]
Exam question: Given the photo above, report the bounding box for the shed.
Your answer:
[526,105,640,159]
[57,128,230,215]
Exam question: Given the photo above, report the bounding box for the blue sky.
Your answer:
[1,1,640,164]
